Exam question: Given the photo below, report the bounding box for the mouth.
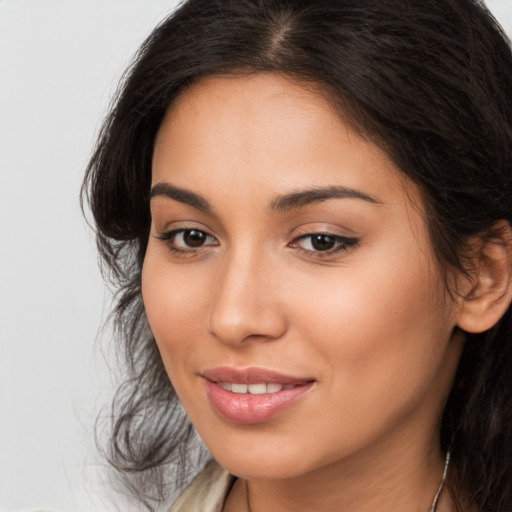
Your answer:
[202,367,315,424]
[217,382,299,394]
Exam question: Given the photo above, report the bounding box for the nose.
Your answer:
[208,249,288,347]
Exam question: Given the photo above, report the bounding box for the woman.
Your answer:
[83,0,512,511]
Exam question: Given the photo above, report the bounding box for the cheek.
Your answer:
[269,249,455,465]
[141,251,209,379]
[290,237,453,394]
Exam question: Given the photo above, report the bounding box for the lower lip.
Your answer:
[205,380,314,424]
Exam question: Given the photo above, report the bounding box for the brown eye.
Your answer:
[156,228,218,253]
[183,229,207,247]
[310,234,336,251]
[290,232,360,256]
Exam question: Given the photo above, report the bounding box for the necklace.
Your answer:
[244,451,451,512]
[429,451,451,512]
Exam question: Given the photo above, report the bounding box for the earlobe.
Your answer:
[457,220,512,334]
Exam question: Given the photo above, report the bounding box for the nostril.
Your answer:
[208,307,287,346]
[207,260,288,345]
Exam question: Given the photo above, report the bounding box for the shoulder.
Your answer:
[168,459,234,512]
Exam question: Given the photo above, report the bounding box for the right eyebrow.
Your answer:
[270,185,381,212]
[149,182,212,212]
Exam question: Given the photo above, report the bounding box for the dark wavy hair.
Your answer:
[82,0,512,510]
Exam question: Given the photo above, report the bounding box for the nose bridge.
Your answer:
[208,243,286,345]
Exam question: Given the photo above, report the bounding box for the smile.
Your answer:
[202,367,315,424]
[218,382,299,394]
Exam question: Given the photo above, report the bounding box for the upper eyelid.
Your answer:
[156,227,217,240]
[292,232,359,245]
[157,227,348,238]
[154,225,358,245]
[289,224,359,240]
[152,213,225,237]
[154,221,215,236]
[295,231,348,238]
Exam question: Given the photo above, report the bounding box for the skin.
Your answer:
[142,73,467,511]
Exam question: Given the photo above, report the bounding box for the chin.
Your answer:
[204,434,327,480]
[216,457,309,481]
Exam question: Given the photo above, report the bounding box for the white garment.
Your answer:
[168,460,234,512]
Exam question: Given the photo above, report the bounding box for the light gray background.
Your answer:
[1,1,511,511]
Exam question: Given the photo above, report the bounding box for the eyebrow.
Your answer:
[149,182,381,213]
[150,182,212,212]
[270,186,381,212]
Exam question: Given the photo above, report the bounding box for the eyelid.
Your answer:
[153,223,359,259]
[288,230,360,258]
[155,227,219,255]
[155,227,216,241]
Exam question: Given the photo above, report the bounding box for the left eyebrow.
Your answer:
[270,186,382,212]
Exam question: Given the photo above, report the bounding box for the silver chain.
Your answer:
[429,451,451,512]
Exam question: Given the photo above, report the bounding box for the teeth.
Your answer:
[267,383,283,393]
[219,382,232,391]
[247,383,267,395]
[218,382,290,394]
[232,383,248,393]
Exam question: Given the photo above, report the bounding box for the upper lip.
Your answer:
[202,367,314,385]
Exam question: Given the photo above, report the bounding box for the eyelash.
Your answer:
[155,228,219,256]
[290,232,360,258]
[155,228,359,258]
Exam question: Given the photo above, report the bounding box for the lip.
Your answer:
[202,367,315,424]
[202,366,313,385]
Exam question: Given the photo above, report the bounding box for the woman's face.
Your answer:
[143,74,464,480]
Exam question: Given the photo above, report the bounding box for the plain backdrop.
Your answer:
[0,1,511,511]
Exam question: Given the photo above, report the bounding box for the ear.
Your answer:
[457,220,512,334]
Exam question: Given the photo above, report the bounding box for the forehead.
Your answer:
[152,73,418,210]
[165,73,335,128]
[155,74,342,167]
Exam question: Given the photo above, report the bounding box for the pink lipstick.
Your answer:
[202,367,315,424]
